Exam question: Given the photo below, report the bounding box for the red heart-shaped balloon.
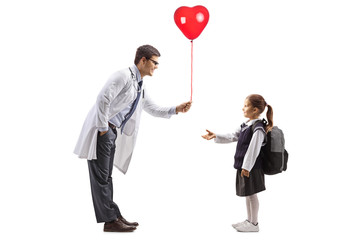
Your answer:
[174,5,209,40]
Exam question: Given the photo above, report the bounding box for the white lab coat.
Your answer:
[74,65,174,174]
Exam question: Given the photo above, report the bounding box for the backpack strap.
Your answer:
[251,118,267,132]
[251,118,268,145]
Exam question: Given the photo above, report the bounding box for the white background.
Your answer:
[1,0,359,239]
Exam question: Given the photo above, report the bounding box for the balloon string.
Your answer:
[191,40,193,101]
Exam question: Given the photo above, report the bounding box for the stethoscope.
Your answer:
[129,67,144,97]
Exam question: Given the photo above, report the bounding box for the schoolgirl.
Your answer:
[202,94,273,232]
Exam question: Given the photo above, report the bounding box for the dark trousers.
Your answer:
[87,127,121,223]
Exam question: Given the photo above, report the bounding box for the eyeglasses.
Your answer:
[148,58,159,66]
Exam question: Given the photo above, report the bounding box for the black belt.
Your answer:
[108,122,116,129]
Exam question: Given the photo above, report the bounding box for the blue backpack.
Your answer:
[253,119,288,175]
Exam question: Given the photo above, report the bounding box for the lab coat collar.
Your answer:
[131,64,142,83]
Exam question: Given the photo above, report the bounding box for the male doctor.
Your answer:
[74,45,192,232]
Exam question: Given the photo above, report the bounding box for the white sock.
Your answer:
[246,194,259,225]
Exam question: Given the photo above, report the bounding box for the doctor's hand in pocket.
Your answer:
[99,130,108,136]
[202,129,216,140]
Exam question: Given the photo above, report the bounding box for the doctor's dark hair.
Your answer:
[247,94,273,133]
[134,45,161,65]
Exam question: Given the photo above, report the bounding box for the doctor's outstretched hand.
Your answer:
[202,130,216,140]
[176,101,192,113]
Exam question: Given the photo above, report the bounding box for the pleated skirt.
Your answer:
[236,168,266,197]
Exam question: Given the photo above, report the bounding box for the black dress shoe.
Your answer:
[118,216,139,227]
[104,220,136,232]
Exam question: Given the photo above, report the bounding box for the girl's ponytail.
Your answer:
[247,94,274,133]
[265,104,273,133]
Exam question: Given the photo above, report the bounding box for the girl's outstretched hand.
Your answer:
[202,129,216,140]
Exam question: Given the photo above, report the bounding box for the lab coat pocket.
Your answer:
[123,118,136,136]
